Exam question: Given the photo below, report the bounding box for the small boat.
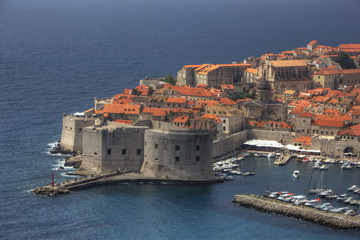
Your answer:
[243,172,255,176]
[347,185,358,191]
[349,200,360,206]
[319,165,328,170]
[267,153,275,158]
[312,163,320,169]
[223,175,234,181]
[344,197,353,203]
[325,194,338,200]
[292,170,300,178]
[336,194,347,201]
[341,163,352,169]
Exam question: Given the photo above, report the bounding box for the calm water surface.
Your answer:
[1,0,360,239]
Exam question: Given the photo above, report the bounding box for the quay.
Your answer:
[32,171,224,196]
[274,153,294,166]
[232,194,360,230]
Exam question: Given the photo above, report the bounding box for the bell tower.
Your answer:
[256,77,272,104]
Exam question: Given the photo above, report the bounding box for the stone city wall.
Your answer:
[247,129,295,145]
[212,130,248,159]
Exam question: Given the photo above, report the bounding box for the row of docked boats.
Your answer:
[265,191,359,216]
[212,154,255,180]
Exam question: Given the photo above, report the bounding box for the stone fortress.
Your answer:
[59,40,360,181]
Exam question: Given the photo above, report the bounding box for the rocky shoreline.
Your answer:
[233,194,360,230]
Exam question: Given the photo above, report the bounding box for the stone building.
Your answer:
[80,123,149,174]
[313,69,360,89]
[204,106,245,134]
[177,63,250,87]
[259,59,312,93]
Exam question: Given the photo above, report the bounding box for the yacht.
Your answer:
[267,153,275,158]
[347,185,358,191]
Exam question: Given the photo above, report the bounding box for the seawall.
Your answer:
[233,194,360,230]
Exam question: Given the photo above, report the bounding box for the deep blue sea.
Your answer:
[1,0,360,239]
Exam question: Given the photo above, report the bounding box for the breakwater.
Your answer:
[233,194,360,230]
[32,172,224,196]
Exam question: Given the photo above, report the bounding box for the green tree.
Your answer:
[336,51,356,69]
[147,87,154,96]
[132,88,140,96]
[164,73,177,85]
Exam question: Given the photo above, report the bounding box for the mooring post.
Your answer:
[51,173,54,187]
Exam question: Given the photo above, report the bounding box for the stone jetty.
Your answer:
[32,171,224,196]
[233,194,360,230]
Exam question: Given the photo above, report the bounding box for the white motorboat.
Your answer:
[267,153,275,158]
[319,165,328,170]
[292,170,300,178]
[347,185,358,191]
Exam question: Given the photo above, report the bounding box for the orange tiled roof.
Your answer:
[142,107,170,117]
[84,108,94,114]
[183,65,202,68]
[293,136,311,146]
[197,100,220,106]
[312,119,344,128]
[173,116,189,124]
[298,112,313,118]
[195,63,250,75]
[308,40,318,46]
[165,97,187,104]
[123,89,133,95]
[340,44,360,49]
[221,84,235,90]
[104,104,141,115]
[290,107,304,115]
[338,124,360,136]
[315,113,351,122]
[171,86,214,97]
[246,68,259,74]
[114,119,132,124]
[219,97,237,106]
[270,60,310,67]
[201,114,219,122]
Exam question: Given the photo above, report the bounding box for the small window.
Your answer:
[223,119,226,123]
[196,156,200,161]
[175,145,180,151]
[223,127,226,131]
[79,128,82,132]
[196,146,200,151]
[155,144,158,149]
[155,157,158,160]
[137,149,141,155]
[94,152,97,155]
[175,157,180,161]
[122,149,126,155]
[70,127,72,130]
[107,149,111,155]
